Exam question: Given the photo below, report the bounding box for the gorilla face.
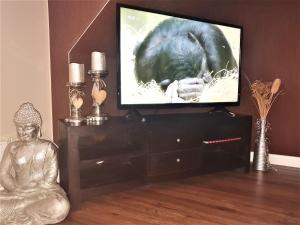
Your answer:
[137,35,208,84]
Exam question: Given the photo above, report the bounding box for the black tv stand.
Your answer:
[58,112,252,210]
[208,107,236,117]
[124,109,145,122]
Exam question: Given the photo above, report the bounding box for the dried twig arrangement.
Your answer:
[249,78,283,119]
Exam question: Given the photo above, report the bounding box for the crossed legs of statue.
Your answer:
[0,192,69,225]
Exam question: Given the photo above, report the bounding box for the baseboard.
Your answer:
[250,152,300,168]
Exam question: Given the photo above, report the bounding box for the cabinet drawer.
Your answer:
[202,140,247,173]
[78,124,144,160]
[203,117,249,140]
[148,149,201,176]
[80,154,146,189]
[149,125,203,153]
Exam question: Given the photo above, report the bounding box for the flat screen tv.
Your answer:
[117,4,242,109]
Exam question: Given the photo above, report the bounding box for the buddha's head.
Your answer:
[13,103,42,142]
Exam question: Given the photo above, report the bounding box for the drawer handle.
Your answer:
[176,158,181,163]
[96,160,104,166]
[176,138,181,143]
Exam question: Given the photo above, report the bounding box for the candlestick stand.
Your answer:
[86,70,108,125]
[65,82,85,126]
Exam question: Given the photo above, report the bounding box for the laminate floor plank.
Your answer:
[58,166,300,225]
[150,185,298,225]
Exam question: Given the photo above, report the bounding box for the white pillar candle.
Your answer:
[69,63,84,83]
[91,51,106,71]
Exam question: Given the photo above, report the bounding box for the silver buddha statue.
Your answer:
[0,103,70,225]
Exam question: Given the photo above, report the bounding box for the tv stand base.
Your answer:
[208,106,236,117]
[124,109,146,122]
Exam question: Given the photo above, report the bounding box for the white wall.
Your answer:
[0,0,53,140]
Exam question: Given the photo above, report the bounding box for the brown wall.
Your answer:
[48,0,300,157]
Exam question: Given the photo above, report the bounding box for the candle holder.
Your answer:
[65,82,85,126]
[86,70,108,125]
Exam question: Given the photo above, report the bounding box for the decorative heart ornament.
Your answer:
[92,90,107,105]
[72,97,83,109]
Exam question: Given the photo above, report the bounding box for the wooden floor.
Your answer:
[59,166,300,225]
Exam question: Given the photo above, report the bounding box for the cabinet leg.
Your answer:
[68,190,81,211]
[70,197,81,211]
[244,164,250,173]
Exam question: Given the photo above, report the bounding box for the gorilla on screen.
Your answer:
[134,18,237,101]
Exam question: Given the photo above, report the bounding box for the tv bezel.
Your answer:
[116,3,243,110]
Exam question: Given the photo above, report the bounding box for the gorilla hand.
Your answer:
[177,78,205,101]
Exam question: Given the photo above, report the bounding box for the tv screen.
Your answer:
[117,4,242,108]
